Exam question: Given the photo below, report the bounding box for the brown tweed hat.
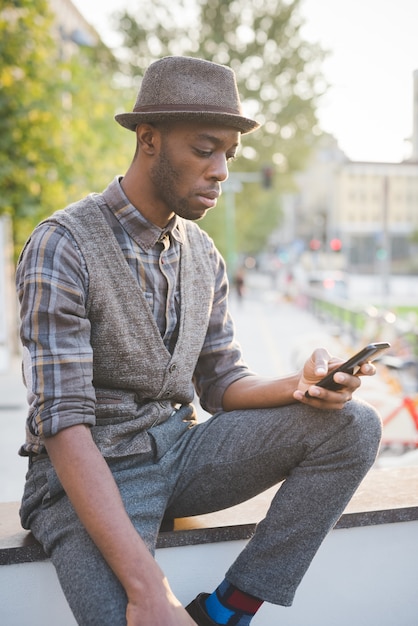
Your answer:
[115,56,260,135]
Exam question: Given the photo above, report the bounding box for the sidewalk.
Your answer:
[1,276,416,503]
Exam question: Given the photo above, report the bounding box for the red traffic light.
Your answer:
[329,238,342,251]
[309,238,321,251]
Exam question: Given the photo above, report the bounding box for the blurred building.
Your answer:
[279,71,418,274]
[48,0,100,50]
[412,69,418,161]
[336,160,418,271]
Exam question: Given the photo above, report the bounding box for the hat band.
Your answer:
[133,103,242,115]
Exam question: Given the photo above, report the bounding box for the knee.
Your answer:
[341,398,382,466]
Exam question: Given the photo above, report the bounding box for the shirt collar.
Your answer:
[102,177,184,250]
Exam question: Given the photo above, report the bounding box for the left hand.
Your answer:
[293,348,376,409]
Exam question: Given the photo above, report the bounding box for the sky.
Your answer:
[72,0,418,163]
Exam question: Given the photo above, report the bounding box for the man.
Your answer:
[16,56,381,626]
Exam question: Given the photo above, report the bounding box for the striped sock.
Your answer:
[204,579,263,625]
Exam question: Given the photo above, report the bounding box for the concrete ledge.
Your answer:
[1,466,418,566]
[0,502,47,566]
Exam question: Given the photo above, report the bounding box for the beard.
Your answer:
[149,143,207,221]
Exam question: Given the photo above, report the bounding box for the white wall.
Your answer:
[1,520,418,626]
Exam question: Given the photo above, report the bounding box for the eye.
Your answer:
[226,153,237,163]
[195,148,213,158]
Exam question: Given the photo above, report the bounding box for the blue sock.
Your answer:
[204,579,263,625]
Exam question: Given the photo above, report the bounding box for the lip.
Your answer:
[196,190,220,208]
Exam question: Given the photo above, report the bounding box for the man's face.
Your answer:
[149,121,240,222]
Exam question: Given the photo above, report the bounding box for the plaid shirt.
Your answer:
[16,178,250,450]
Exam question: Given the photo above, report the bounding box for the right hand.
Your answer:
[126,579,197,625]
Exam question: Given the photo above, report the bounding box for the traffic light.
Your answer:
[329,238,342,252]
[309,238,321,251]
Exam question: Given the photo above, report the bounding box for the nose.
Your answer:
[207,153,229,182]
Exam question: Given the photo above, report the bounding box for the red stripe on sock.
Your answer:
[227,589,263,613]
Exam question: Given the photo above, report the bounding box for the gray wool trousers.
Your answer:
[21,398,381,625]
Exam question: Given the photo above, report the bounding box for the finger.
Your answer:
[359,362,376,376]
[294,388,350,409]
[311,348,331,376]
[333,372,361,390]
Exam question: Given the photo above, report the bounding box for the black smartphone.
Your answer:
[305,341,391,395]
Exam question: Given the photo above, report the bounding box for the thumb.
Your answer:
[311,348,331,376]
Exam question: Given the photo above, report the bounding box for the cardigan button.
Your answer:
[169,363,177,373]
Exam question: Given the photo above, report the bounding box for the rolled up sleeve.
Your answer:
[16,223,96,440]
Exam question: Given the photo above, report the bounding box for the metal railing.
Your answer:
[302,288,418,360]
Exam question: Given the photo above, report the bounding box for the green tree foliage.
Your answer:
[58,41,133,205]
[0,0,69,250]
[114,0,326,262]
[0,0,133,256]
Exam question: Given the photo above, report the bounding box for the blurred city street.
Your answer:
[1,272,417,504]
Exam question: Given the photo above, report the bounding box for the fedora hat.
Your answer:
[115,56,260,135]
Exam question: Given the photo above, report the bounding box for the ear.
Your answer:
[136,123,160,156]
